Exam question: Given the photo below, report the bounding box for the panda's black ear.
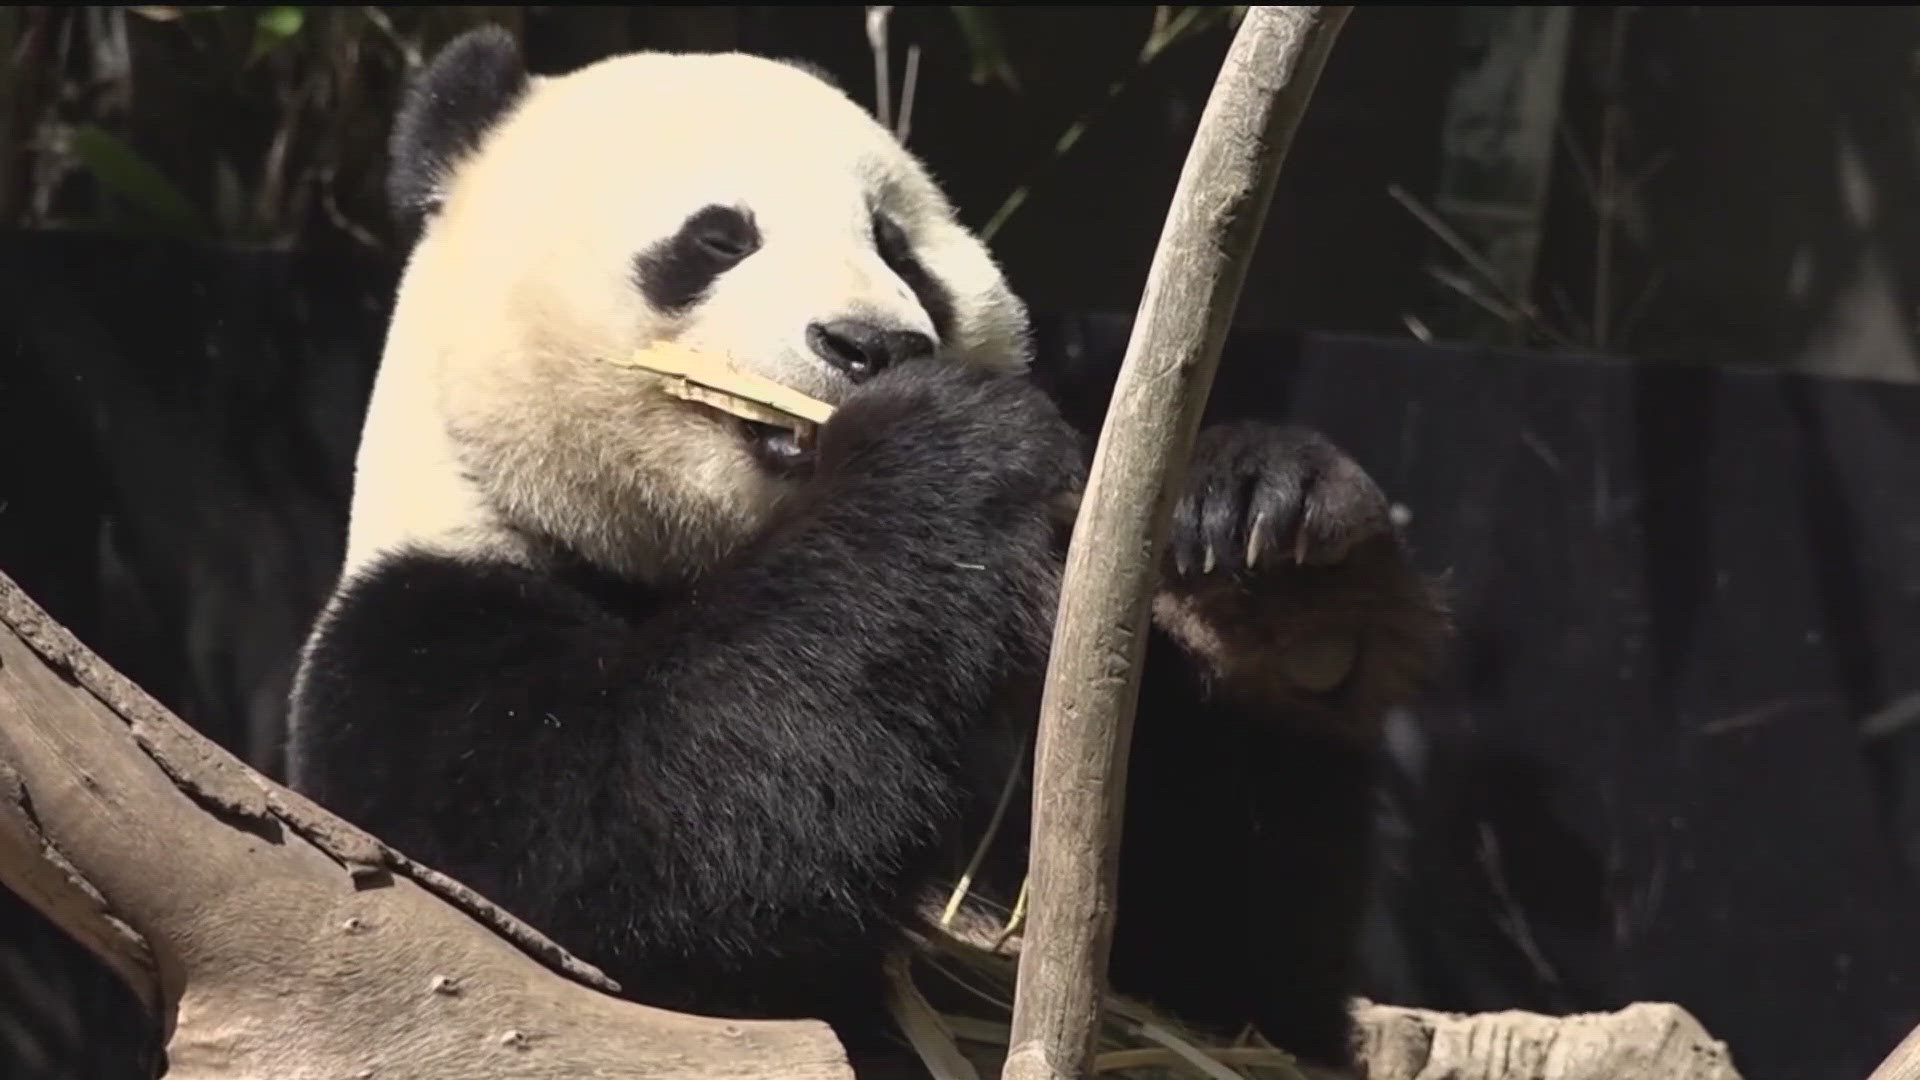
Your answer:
[388,25,528,235]
[775,57,841,91]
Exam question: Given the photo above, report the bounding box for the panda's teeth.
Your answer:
[743,420,814,474]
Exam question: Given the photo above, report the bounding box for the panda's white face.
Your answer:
[348,49,1031,584]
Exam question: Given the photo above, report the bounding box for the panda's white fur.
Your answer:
[346,51,1028,585]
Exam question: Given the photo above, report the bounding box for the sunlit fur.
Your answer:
[345,52,1029,586]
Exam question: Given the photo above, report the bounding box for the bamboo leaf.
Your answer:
[249,6,305,66]
[66,125,206,235]
[1139,6,1237,65]
[948,8,1021,92]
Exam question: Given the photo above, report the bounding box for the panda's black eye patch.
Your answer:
[872,210,956,345]
[635,204,761,312]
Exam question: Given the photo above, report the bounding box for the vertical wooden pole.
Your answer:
[1000,8,1351,1079]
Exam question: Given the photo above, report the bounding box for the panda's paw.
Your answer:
[1155,423,1447,717]
[819,359,1085,507]
[1166,422,1391,585]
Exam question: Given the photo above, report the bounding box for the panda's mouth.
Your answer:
[741,418,816,475]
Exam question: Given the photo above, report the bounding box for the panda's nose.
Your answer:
[807,318,935,382]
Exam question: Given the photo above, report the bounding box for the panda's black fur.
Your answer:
[385,25,526,235]
[290,28,1448,1077]
[296,361,1079,1030]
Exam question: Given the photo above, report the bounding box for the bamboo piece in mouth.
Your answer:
[611,342,834,446]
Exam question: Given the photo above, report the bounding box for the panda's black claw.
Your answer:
[1295,448,1391,567]
[1198,473,1244,576]
[1245,466,1302,571]
[1167,422,1391,587]
[1244,509,1270,570]
[1168,483,1202,580]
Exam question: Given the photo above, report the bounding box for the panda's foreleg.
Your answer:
[289,360,1082,1035]
[1107,421,1447,1068]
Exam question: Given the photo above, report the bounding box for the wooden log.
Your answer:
[1355,999,1744,1080]
[0,570,852,1079]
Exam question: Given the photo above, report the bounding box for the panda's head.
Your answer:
[346,28,1030,584]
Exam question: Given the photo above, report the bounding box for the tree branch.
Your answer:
[1869,1021,1920,1080]
[1000,8,1351,1080]
[0,569,852,1079]
[1356,1000,1742,1080]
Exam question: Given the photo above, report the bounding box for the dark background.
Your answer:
[2,7,1918,1079]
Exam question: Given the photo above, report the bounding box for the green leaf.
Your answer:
[249,6,305,66]
[1139,6,1234,65]
[66,125,206,236]
[260,5,303,38]
[948,7,1021,92]
[131,5,227,16]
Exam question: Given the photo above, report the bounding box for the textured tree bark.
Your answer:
[1000,7,1352,1080]
[1355,1000,1744,1080]
[0,570,851,1080]
[1869,1022,1920,1080]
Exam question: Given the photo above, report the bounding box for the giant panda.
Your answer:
[287,26,1447,1077]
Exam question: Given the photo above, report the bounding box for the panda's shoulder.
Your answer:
[303,547,653,693]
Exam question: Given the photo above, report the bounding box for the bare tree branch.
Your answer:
[1869,1021,1920,1080]
[0,569,852,1079]
[1357,1000,1741,1080]
[999,8,1351,1079]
